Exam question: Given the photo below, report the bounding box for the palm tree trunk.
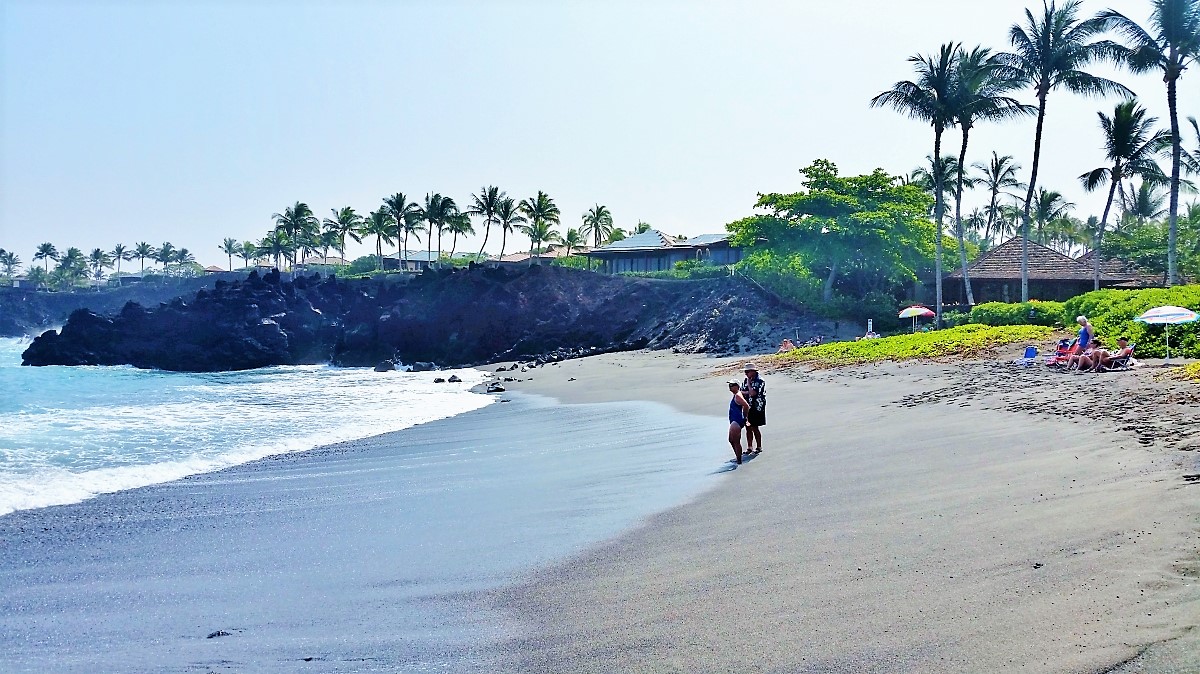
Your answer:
[932,128,945,325]
[499,229,507,261]
[477,220,491,262]
[955,128,974,306]
[985,190,998,249]
[403,231,410,270]
[1166,72,1180,286]
[822,257,839,303]
[1020,93,1048,302]
[1095,165,1120,291]
[427,225,433,271]
[376,236,383,270]
[450,233,458,259]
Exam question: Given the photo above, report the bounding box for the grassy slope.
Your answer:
[771,324,1055,369]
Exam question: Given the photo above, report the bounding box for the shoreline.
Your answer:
[486,350,1200,673]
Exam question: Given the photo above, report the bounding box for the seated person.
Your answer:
[1092,336,1133,371]
[1068,337,1102,371]
[778,338,796,352]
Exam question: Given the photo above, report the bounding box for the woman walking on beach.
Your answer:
[727,380,751,464]
[742,363,766,453]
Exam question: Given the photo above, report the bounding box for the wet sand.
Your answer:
[490,350,1200,673]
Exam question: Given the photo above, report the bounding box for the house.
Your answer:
[1074,250,1165,288]
[494,243,590,267]
[382,251,479,272]
[584,231,742,274]
[943,238,1144,304]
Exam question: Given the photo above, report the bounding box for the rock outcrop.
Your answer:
[22,266,813,371]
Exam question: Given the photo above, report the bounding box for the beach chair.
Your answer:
[1097,343,1137,372]
[1045,339,1077,367]
[1012,345,1038,366]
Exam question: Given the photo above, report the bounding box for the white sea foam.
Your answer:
[0,338,494,515]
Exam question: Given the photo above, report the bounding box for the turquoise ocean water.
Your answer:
[0,337,494,516]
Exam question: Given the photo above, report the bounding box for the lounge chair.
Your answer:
[1013,345,1038,366]
[1046,339,1078,367]
[1096,343,1137,372]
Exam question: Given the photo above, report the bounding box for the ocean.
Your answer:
[0,336,723,672]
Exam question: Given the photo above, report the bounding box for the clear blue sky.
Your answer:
[1,0,1192,269]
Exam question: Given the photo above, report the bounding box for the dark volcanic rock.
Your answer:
[22,266,813,371]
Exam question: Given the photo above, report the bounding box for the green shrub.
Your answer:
[970,300,1064,327]
[941,310,971,327]
[771,324,1053,368]
[1063,286,1200,358]
[551,255,592,270]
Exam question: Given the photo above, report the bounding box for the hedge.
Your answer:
[1062,286,1200,359]
[969,300,1065,327]
[772,324,1053,368]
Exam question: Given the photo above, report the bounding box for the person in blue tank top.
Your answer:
[727,380,751,464]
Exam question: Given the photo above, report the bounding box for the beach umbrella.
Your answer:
[898,305,935,333]
[1133,305,1198,363]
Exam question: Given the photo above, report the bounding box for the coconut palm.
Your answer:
[154,242,177,269]
[174,248,196,265]
[33,242,58,272]
[910,154,963,210]
[398,211,425,268]
[518,192,561,266]
[1184,116,1200,175]
[322,207,363,265]
[1122,180,1169,223]
[0,250,20,278]
[1079,100,1171,288]
[317,229,342,264]
[1096,0,1200,285]
[107,243,130,280]
[1031,188,1076,243]
[948,46,1034,305]
[361,209,396,270]
[871,42,960,323]
[419,193,458,269]
[257,230,294,269]
[633,221,652,234]
[495,197,526,260]
[1004,0,1131,300]
[87,248,112,289]
[25,266,47,290]
[973,153,1027,246]
[239,241,258,268]
[520,219,561,265]
[55,247,87,291]
[381,193,420,265]
[271,202,318,269]
[561,227,586,257]
[446,213,475,259]
[465,186,504,262]
[606,228,628,244]
[219,238,239,271]
[133,242,155,277]
[580,204,615,250]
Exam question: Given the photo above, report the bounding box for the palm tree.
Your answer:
[1031,188,1075,243]
[362,209,396,270]
[87,248,113,290]
[1005,0,1131,300]
[322,207,364,265]
[1122,179,1169,223]
[174,248,196,265]
[1096,0,1200,286]
[317,229,342,264]
[521,219,561,265]
[465,186,504,262]
[911,155,963,213]
[973,153,1027,246]
[871,42,960,323]
[419,193,458,269]
[561,227,586,257]
[257,231,294,269]
[381,193,420,265]
[633,221,652,234]
[57,247,86,290]
[108,243,131,280]
[0,250,20,279]
[271,202,318,269]
[1183,116,1200,175]
[446,213,475,259]
[154,242,177,269]
[239,241,258,268]
[494,197,526,260]
[133,242,155,277]
[25,266,48,290]
[605,228,628,244]
[33,243,58,273]
[580,204,615,249]
[398,211,424,268]
[219,238,239,271]
[518,192,561,265]
[948,46,1033,305]
[1079,100,1171,288]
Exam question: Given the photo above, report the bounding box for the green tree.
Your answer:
[271,202,318,269]
[239,241,258,268]
[1005,0,1131,300]
[322,206,364,264]
[580,204,615,250]
[87,248,112,290]
[1031,188,1075,243]
[0,250,20,278]
[948,46,1033,305]
[219,238,239,271]
[1079,100,1170,288]
[1183,116,1200,175]
[973,153,1026,247]
[33,242,58,272]
[495,197,526,259]
[381,193,420,264]
[1121,179,1168,224]
[446,213,475,259]
[154,242,177,269]
[1096,0,1200,286]
[465,186,504,262]
[25,266,48,290]
[362,209,396,270]
[871,43,960,323]
[109,243,131,280]
[561,227,586,257]
[726,160,935,302]
[133,242,155,277]
[174,248,196,265]
[518,192,561,265]
[317,229,342,263]
[257,230,294,269]
[633,220,652,234]
[420,193,458,269]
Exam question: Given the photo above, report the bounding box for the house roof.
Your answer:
[589,230,732,254]
[1075,250,1165,287]
[946,238,1139,282]
[203,265,226,273]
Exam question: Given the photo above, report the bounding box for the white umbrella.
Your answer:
[898,305,935,333]
[1134,305,1198,363]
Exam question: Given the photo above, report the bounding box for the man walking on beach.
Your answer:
[728,380,751,464]
[742,363,766,453]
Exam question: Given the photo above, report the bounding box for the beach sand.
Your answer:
[490,351,1200,673]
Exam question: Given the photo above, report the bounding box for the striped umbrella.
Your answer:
[1134,305,1198,363]
[898,305,935,333]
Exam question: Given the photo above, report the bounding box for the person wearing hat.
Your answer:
[727,379,751,464]
[741,363,766,453]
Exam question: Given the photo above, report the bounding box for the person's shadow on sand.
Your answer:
[713,451,760,473]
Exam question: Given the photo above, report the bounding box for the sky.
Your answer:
[2,0,1197,270]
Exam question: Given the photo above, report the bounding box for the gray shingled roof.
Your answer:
[591,230,730,252]
[946,237,1139,282]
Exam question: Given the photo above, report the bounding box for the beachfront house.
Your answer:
[584,230,742,274]
[494,243,591,267]
[943,238,1144,304]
